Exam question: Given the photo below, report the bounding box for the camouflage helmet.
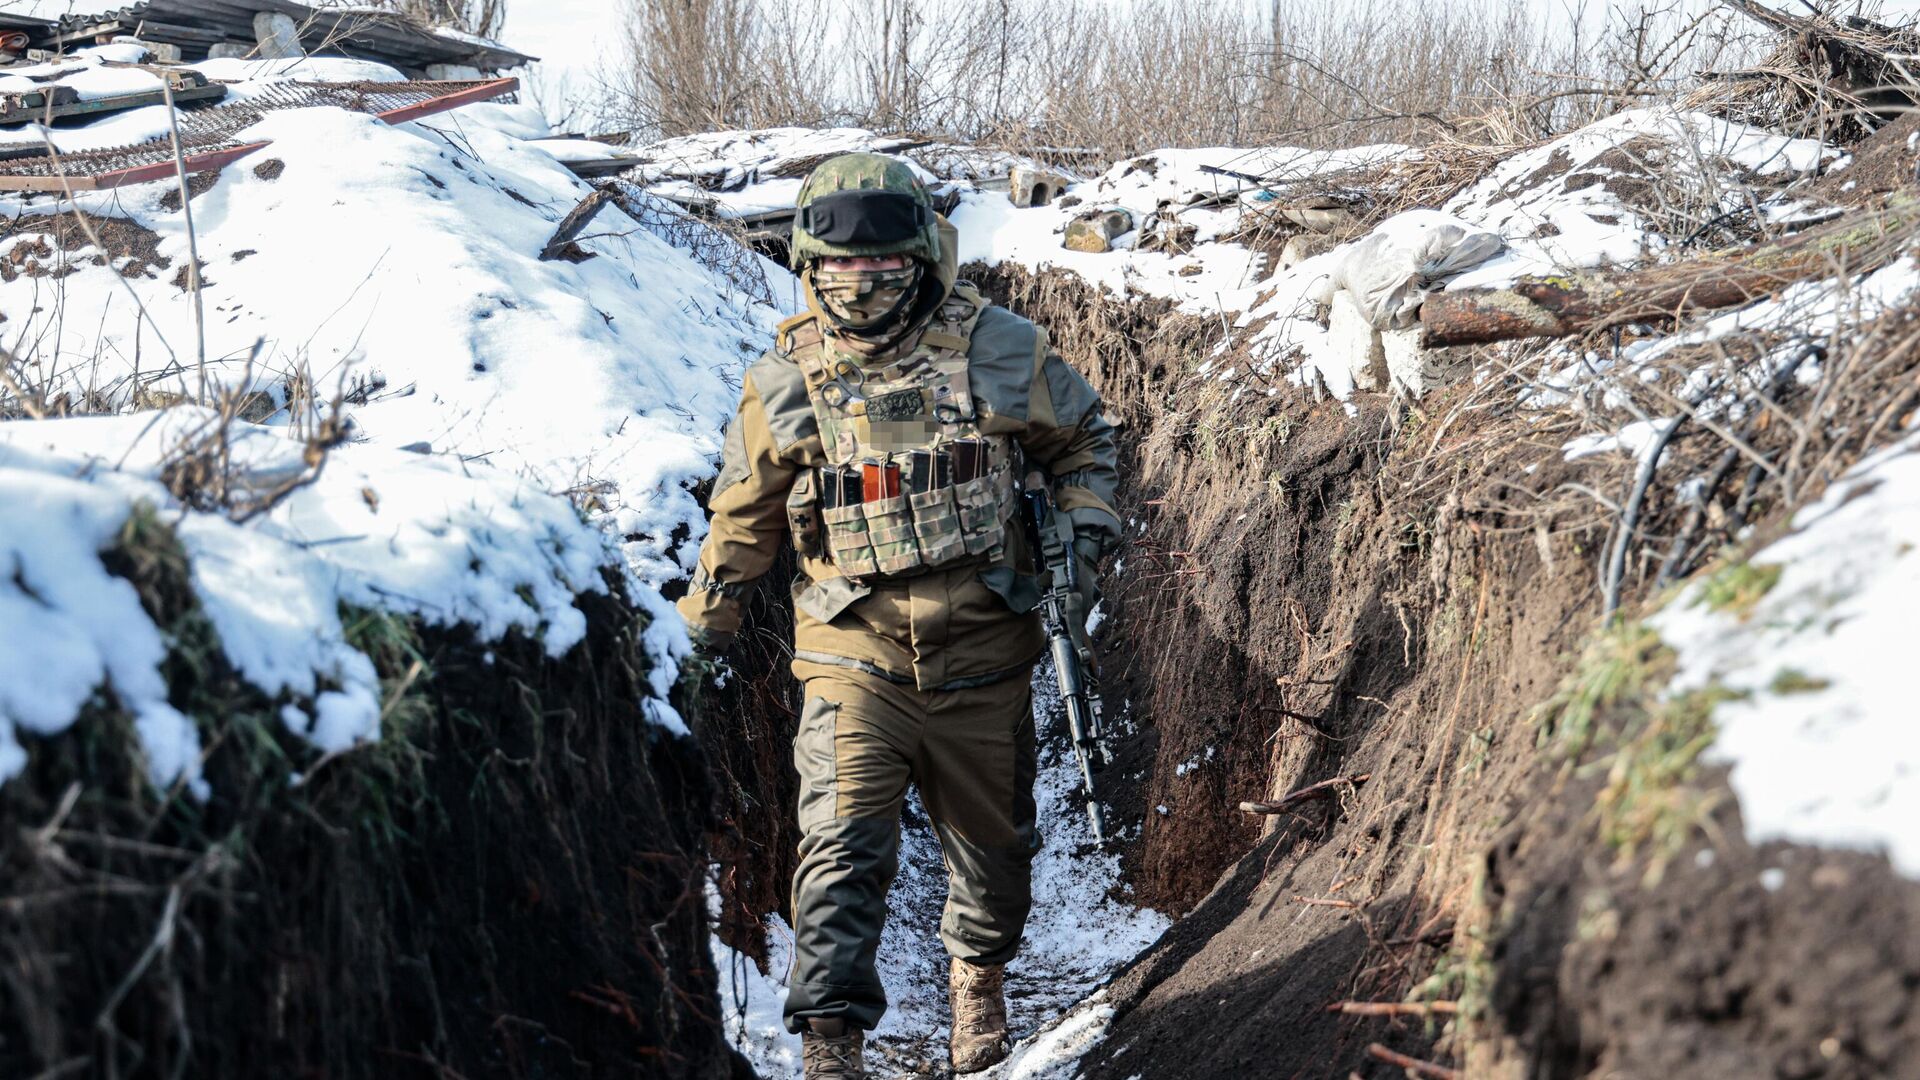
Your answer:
[789,152,941,270]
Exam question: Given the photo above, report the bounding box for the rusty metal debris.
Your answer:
[0,77,518,192]
[17,2,532,73]
[0,70,226,128]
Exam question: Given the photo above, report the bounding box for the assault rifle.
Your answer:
[1022,487,1112,844]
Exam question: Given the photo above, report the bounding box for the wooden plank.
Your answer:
[0,83,226,127]
[563,157,641,179]
[0,172,101,193]
[129,22,232,46]
[374,77,520,125]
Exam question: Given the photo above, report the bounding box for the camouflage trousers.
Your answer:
[782,664,1040,1033]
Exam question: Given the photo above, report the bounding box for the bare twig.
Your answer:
[1328,1000,1460,1017]
[1367,1043,1462,1079]
[1239,772,1371,815]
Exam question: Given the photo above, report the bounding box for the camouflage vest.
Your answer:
[778,284,1018,581]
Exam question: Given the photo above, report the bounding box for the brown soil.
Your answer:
[157,170,221,211]
[1,518,741,1078]
[0,210,172,282]
[1480,764,1920,1080]
[670,540,805,964]
[1811,109,1920,206]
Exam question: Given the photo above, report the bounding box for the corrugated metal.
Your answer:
[35,1,533,71]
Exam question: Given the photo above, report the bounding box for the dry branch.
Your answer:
[1421,196,1920,347]
[1367,1043,1462,1079]
[1239,772,1371,815]
[1328,1000,1460,1017]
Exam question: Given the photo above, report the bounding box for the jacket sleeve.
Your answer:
[1015,327,1122,558]
[675,372,798,646]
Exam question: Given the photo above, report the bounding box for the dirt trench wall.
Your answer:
[968,263,1920,1079]
[1,517,739,1079]
[969,262,1428,913]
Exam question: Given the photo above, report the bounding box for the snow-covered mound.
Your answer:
[2,59,781,589]
[1,56,784,785]
[0,408,671,793]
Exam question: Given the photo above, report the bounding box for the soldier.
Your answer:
[676,153,1118,1079]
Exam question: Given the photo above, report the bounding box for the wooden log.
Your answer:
[540,188,614,262]
[1420,196,1920,347]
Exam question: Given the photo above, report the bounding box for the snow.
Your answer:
[0,55,162,100]
[0,408,623,791]
[1444,108,1841,280]
[526,136,628,164]
[714,664,1169,1078]
[633,128,939,217]
[1655,431,1920,878]
[950,143,1409,311]
[189,57,411,84]
[0,463,202,795]
[2,97,775,591]
[0,62,785,783]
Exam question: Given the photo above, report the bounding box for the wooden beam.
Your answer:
[1420,197,1920,347]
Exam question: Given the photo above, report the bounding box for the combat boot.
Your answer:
[949,958,1010,1073]
[802,1017,866,1079]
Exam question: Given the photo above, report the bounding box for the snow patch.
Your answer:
[1656,432,1920,878]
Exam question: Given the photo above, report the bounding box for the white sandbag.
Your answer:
[1328,289,1387,392]
[1329,210,1504,330]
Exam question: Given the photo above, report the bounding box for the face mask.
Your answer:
[812,264,922,330]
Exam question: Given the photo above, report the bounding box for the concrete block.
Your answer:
[1383,325,1472,399]
[1063,219,1110,253]
[207,42,254,60]
[427,63,485,81]
[1062,209,1133,254]
[1010,164,1073,208]
[1329,289,1386,392]
[253,12,303,60]
[1280,232,1339,269]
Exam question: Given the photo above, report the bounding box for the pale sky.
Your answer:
[499,0,615,101]
[497,0,1920,90]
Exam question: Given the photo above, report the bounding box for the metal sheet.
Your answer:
[31,1,535,70]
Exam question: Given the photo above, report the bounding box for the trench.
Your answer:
[956,263,1920,1079]
[9,246,1917,1077]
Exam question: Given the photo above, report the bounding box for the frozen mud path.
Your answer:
[715,666,1167,1079]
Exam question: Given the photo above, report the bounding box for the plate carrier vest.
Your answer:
[779,284,1018,582]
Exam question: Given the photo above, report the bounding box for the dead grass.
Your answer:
[600,0,1770,163]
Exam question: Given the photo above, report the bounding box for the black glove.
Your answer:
[675,624,733,722]
[1069,536,1103,630]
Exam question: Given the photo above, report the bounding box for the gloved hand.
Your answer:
[1069,536,1104,633]
[674,624,733,722]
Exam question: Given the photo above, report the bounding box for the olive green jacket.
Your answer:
[677,223,1120,691]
